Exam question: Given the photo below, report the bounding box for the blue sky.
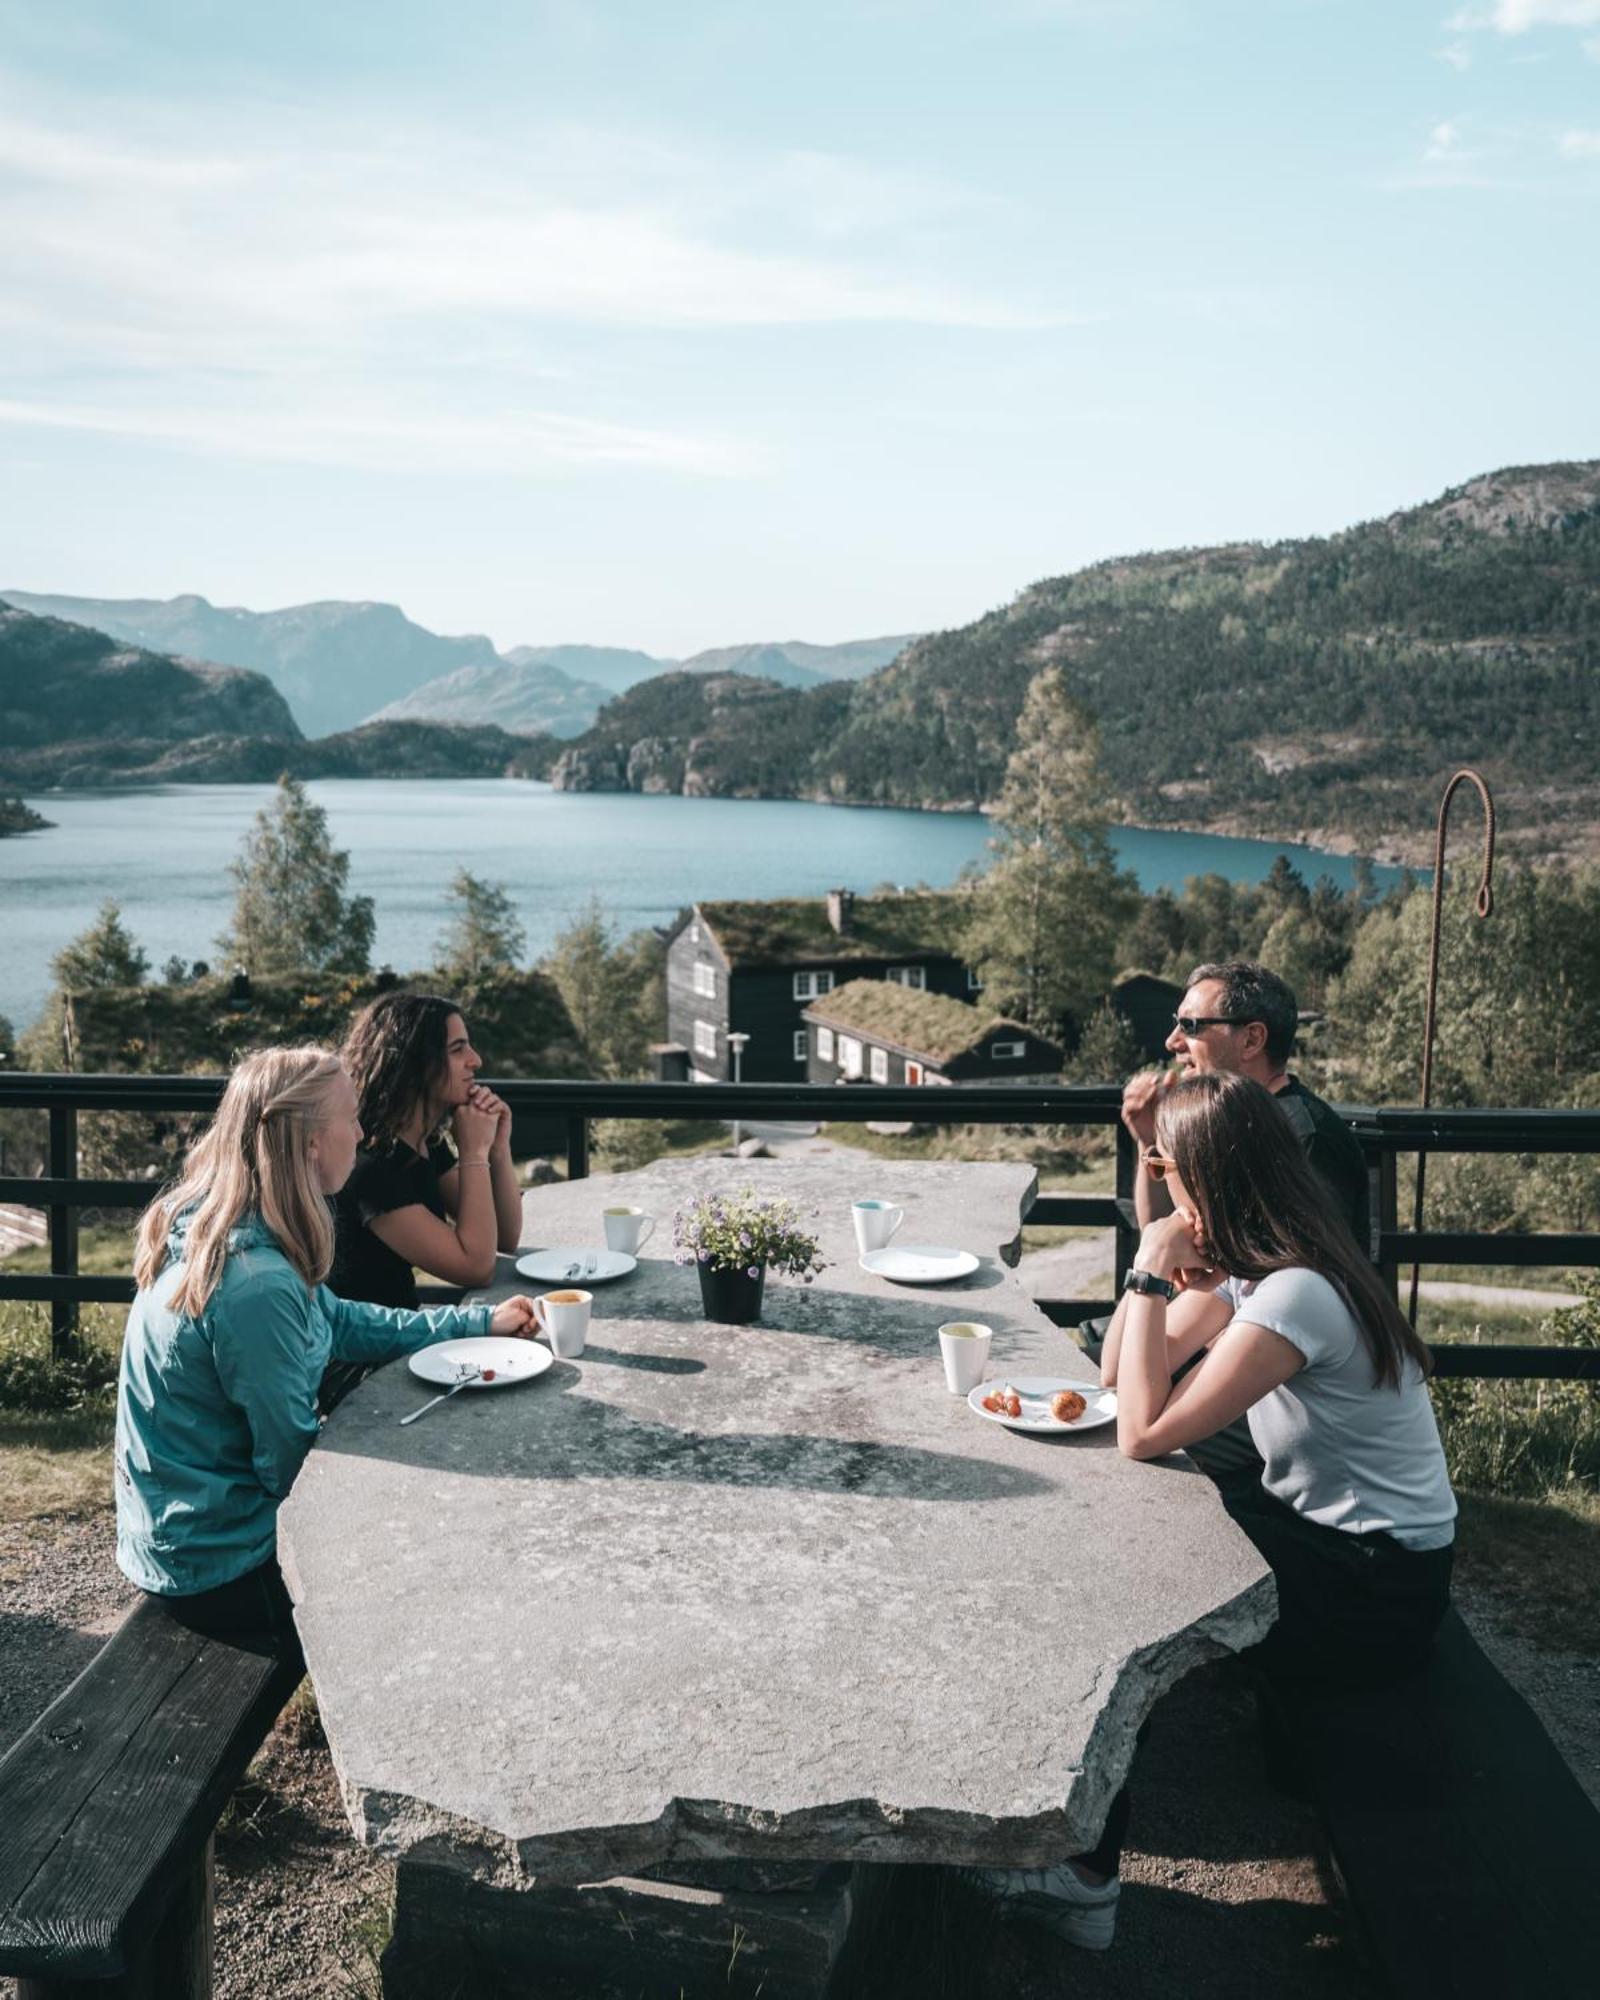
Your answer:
[2,0,1597,655]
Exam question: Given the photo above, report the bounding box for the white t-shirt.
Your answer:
[1220,1268,1457,1552]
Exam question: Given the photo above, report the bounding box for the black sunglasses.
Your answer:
[1171,1014,1253,1036]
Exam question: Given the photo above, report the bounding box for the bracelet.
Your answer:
[459,1156,492,1168]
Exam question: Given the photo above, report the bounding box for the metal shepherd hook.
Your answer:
[1409,769,1496,1328]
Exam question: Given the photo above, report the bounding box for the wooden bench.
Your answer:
[0,1598,300,1999]
[1272,1607,1600,2000]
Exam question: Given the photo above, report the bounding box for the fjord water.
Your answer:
[0,781,1403,1031]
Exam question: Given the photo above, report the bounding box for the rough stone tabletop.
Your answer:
[280,1158,1271,1884]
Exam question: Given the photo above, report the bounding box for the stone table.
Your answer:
[280,1159,1272,1998]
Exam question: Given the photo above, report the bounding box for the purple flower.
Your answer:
[747,1265,759,1279]
[698,1249,711,1263]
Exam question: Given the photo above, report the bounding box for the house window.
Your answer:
[692,961,716,998]
[693,1020,718,1060]
[838,1035,863,1078]
[689,921,700,943]
[966,968,983,991]
[991,1040,1026,1061]
[905,1061,924,1086]
[886,966,926,990]
[793,970,836,1000]
[793,1029,807,1062]
[869,1047,889,1083]
[817,1026,835,1061]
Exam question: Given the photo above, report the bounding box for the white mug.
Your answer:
[939,1321,993,1396]
[852,1199,904,1255]
[535,1288,592,1359]
[603,1206,655,1255]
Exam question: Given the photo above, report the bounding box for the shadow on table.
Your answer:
[581,1264,1057,1356]
[320,1367,1057,1505]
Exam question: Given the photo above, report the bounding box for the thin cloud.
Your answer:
[0,394,747,477]
[1559,128,1600,155]
[0,90,1072,480]
[1448,1,1600,29]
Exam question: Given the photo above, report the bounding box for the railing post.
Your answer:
[1112,1120,1139,1295]
[48,1103,80,1362]
[566,1115,590,1182]
[1376,1149,1400,1302]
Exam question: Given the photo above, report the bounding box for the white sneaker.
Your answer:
[953,1863,1120,1952]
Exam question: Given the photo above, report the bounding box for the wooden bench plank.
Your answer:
[1280,1610,1600,2000]
[0,1600,297,1982]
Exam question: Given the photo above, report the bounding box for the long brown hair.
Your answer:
[1155,1071,1431,1389]
[341,992,461,1150]
[133,1046,345,1316]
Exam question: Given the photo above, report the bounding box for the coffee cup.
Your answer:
[852,1198,904,1255]
[602,1205,655,1255]
[938,1320,993,1396]
[535,1288,592,1359]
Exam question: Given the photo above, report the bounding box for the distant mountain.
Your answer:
[0,590,501,737]
[675,635,918,687]
[0,599,299,765]
[501,644,672,695]
[0,601,554,788]
[366,659,611,739]
[547,462,1600,861]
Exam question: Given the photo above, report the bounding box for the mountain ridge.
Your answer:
[548,460,1600,862]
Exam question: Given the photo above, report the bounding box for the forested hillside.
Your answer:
[552,462,1600,857]
[0,603,551,787]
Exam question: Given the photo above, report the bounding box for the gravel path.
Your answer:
[2,1511,1591,1999]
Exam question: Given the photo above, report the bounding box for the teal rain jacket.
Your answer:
[115,1210,492,1596]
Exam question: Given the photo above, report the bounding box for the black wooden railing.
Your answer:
[1,1075,1596,1380]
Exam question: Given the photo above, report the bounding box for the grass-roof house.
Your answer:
[801,979,1062,1088]
[663,888,978,1082]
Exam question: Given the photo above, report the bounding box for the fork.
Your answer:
[399,1365,481,1426]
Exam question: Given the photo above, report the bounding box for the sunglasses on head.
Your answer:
[1172,1014,1252,1036]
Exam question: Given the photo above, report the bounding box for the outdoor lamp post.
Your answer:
[727,1031,750,1149]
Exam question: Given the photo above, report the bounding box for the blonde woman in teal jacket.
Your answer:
[116,1046,538,1663]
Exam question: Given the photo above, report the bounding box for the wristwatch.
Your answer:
[1123,1267,1178,1301]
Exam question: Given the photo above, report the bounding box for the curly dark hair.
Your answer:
[342,992,463,1150]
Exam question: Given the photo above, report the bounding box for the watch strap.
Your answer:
[1123,1267,1178,1301]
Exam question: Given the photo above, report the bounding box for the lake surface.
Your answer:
[0,782,1404,1032]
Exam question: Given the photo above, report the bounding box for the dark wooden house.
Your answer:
[663,888,977,1083]
[802,979,1062,1088]
[1109,972,1185,1062]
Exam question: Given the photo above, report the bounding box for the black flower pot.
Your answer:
[698,1260,766,1324]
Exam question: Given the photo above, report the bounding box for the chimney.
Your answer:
[826,888,855,936]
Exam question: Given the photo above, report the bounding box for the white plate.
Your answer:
[968,1376,1117,1434]
[515,1248,638,1284]
[408,1337,554,1389]
[859,1244,981,1285]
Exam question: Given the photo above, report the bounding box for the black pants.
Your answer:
[153,1556,305,1679]
[1221,1481,1454,1690]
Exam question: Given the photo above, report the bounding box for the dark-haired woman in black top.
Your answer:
[331,993,522,1312]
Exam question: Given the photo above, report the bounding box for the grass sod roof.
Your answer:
[694,889,971,969]
[23,968,589,1080]
[803,978,1056,1066]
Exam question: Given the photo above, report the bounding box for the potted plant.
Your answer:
[672,1188,826,1323]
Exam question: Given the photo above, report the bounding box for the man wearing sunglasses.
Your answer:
[1121,959,1369,1246]
[1094,961,1371,1497]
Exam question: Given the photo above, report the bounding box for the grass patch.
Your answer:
[1418,1299,1571,1347]
[4,1220,137,1278]
[0,1408,114,1522]
[0,1289,122,1522]
[1452,1488,1600,1654]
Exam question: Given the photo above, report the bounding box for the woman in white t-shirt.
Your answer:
[1102,1068,1456,1689]
[959,1072,1456,1956]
